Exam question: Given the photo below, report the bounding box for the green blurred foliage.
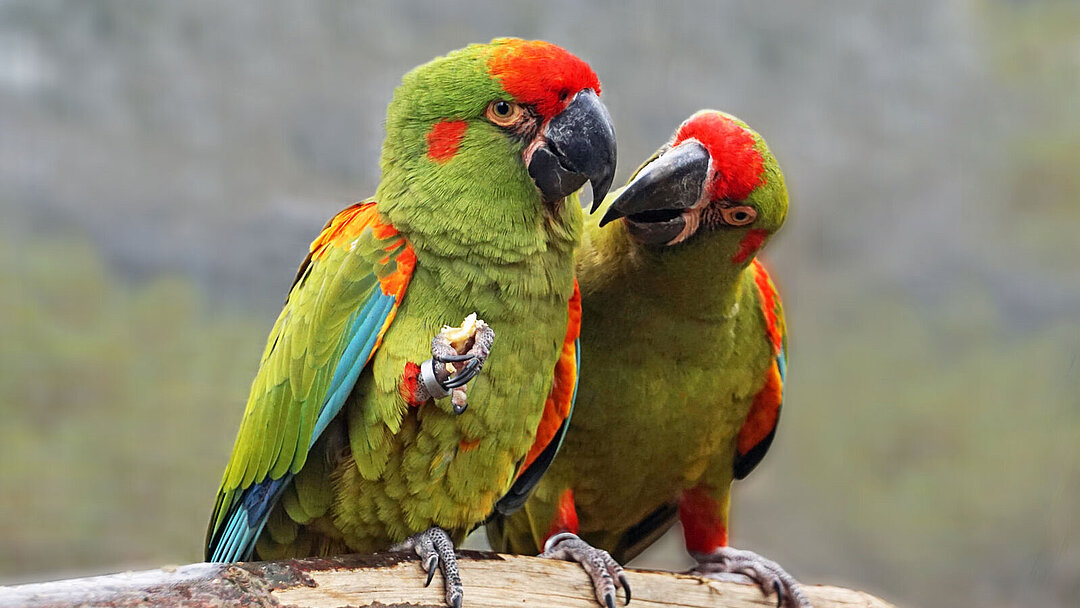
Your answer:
[978,0,1080,273]
[725,6,1080,605]
[727,7,1080,605]
[744,285,1080,606]
[0,233,265,576]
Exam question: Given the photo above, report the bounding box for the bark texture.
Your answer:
[0,551,894,608]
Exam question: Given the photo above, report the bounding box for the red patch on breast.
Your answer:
[678,485,729,554]
[487,39,600,120]
[675,112,765,202]
[427,120,468,163]
[399,361,423,407]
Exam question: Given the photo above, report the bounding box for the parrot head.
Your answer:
[376,39,617,242]
[599,110,786,265]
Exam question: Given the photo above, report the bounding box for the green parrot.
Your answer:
[488,110,810,608]
[205,38,617,608]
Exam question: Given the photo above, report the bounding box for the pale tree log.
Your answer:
[0,551,894,608]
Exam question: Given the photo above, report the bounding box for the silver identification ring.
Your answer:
[420,358,452,399]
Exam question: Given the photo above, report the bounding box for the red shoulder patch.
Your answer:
[487,39,600,120]
[675,112,765,202]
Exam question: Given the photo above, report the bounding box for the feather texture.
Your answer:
[487,111,791,562]
[206,203,414,561]
[207,39,600,561]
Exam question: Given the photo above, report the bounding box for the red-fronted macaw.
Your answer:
[205,38,616,608]
[489,110,808,608]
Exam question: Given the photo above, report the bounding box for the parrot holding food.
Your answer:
[205,38,617,608]
[488,110,810,608]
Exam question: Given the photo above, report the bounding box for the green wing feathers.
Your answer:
[206,203,416,560]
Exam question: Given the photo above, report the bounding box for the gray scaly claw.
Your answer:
[541,532,630,608]
[689,546,811,608]
[391,527,464,608]
[418,315,495,414]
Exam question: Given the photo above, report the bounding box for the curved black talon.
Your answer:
[424,554,438,586]
[391,526,464,608]
[689,546,810,608]
[444,360,481,389]
[442,375,470,390]
[541,533,629,608]
[435,353,475,363]
[444,359,482,389]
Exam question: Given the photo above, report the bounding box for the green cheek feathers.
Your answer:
[426,120,469,163]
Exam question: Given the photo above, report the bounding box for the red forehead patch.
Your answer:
[487,39,600,119]
[675,112,765,201]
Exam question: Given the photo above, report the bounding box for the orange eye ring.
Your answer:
[485,100,524,127]
[720,205,757,226]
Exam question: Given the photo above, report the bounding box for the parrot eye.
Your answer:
[486,100,524,127]
[721,205,757,226]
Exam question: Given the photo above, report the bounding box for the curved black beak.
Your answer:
[598,139,710,245]
[528,89,617,212]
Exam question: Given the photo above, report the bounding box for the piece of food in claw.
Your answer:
[441,312,482,352]
[436,313,489,410]
[439,313,487,373]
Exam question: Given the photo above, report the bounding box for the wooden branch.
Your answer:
[0,551,893,608]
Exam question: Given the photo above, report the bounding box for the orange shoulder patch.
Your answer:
[309,202,416,298]
[736,359,783,455]
[751,259,784,354]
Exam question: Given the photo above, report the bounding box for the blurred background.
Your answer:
[1,1,1078,606]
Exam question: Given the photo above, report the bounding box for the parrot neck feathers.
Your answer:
[580,217,760,316]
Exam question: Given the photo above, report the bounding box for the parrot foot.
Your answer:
[419,314,495,414]
[391,526,464,608]
[688,547,810,608]
[541,532,630,608]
